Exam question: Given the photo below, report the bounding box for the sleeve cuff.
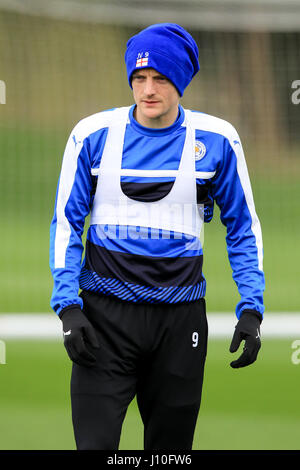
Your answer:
[241,309,263,324]
[58,304,82,319]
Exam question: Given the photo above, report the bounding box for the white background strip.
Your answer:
[0,313,299,339]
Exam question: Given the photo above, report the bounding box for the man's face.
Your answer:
[131,68,180,128]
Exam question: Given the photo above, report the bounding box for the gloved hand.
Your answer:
[59,306,100,367]
[229,311,262,368]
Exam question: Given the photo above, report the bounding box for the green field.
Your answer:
[1,126,299,451]
[1,120,300,314]
[1,10,299,454]
[1,90,299,453]
[0,338,299,450]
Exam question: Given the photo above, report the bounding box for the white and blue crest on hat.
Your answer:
[195,140,206,161]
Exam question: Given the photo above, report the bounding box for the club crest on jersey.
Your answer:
[136,52,149,67]
[195,140,206,161]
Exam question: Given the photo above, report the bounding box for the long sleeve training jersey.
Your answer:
[49,104,265,319]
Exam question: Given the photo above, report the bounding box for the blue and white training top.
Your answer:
[49,104,265,319]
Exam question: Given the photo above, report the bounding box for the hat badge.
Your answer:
[136,52,150,67]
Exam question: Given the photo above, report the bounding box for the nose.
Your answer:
[144,77,156,96]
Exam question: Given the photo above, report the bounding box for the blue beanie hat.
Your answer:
[125,23,200,97]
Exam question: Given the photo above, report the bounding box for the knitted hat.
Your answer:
[125,23,200,97]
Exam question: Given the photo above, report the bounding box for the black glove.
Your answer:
[59,306,100,367]
[229,310,262,369]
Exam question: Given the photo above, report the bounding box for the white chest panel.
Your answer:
[90,107,204,239]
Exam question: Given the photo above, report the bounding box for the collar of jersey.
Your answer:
[128,104,185,137]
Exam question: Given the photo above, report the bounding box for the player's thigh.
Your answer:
[71,359,137,449]
[138,299,208,410]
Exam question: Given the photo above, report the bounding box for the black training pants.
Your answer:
[71,290,208,450]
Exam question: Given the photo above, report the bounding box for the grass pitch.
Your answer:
[0,338,299,450]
